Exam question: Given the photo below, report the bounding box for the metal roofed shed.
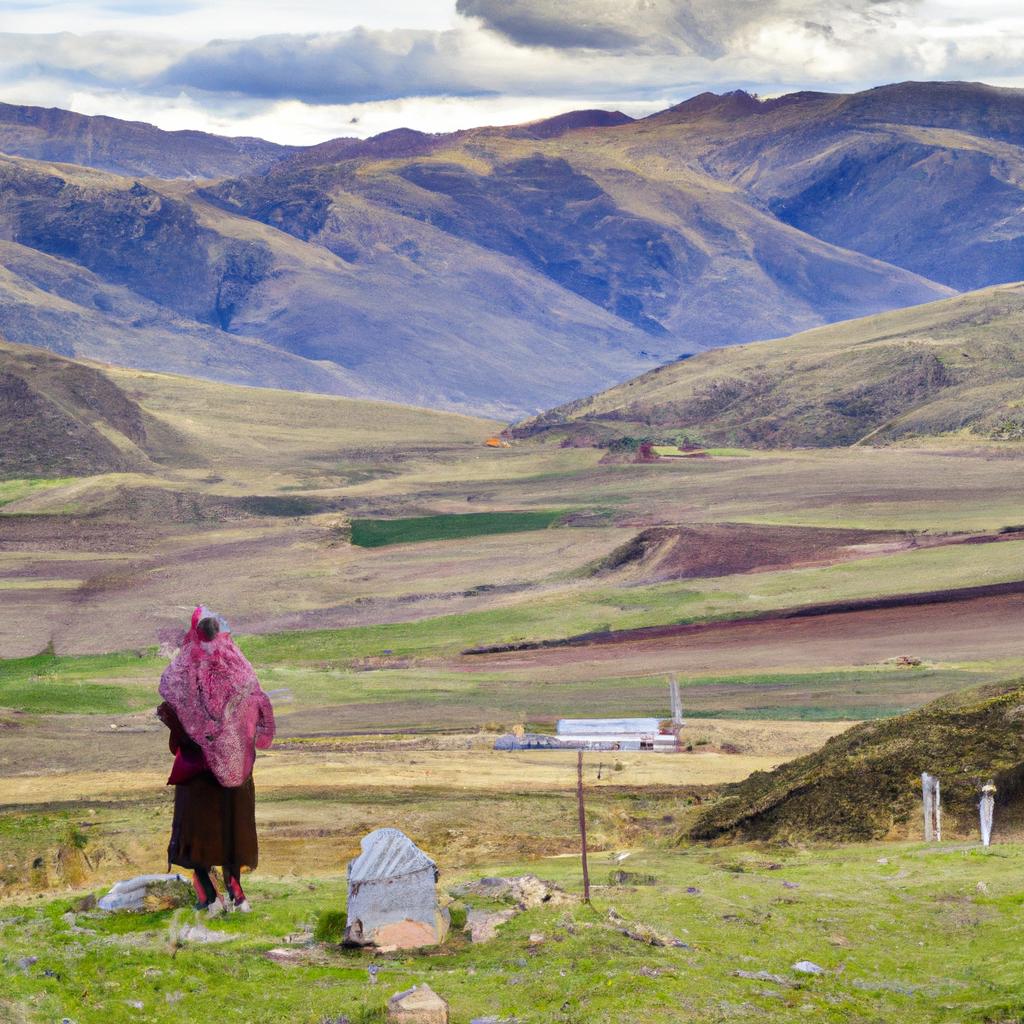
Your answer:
[556,717,678,751]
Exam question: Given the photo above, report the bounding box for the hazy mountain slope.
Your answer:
[513,282,1024,447]
[0,239,369,397]
[635,82,1024,292]
[0,101,294,179]
[5,83,1024,417]
[208,135,949,353]
[0,154,657,418]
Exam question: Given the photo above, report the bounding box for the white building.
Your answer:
[555,717,679,751]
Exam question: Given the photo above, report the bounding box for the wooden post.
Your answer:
[577,750,591,903]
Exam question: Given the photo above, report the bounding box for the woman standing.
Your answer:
[157,607,275,914]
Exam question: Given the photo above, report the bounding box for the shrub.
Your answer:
[314,908,347,944]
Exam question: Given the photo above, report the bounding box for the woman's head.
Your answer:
[197,616,220,642]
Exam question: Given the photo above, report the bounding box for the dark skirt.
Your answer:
[168,771,258,871]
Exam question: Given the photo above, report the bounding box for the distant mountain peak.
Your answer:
[662,89,765,119]
[521,109,634,139]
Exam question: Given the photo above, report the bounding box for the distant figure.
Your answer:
[156,606,275,915]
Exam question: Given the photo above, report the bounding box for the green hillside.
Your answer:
[513,283,1024,447]
[689,679,1024,842]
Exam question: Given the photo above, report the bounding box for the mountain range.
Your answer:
[1,81,1023,417]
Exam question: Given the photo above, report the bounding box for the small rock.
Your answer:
[685,887,701,895]
[977,881,990,894]
[466,908,518,943]
[527,932,545,944]
[792,961,826,975]
[621,922,688,948]
[126,1000,144,1010]
[782,881,799,890]
[16,956,37,972]
[172,923,235,945]
[451,874,576,909]
[264,947,307,964]
[386,983,449,1023]
[877,858,889,866]
[734,969,788,984]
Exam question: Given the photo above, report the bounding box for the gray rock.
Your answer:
[450,874,576,909]
[345,829,449,950]
[792,961,826,975]
[16,955,37,972]
[386,983,449,1023]
[97,873,189,912]
[734,969,788,984]
[466,908,518,943]
[171,922,236,945]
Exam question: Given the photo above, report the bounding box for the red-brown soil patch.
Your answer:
[598,523,911,580]
[460,587,1024,677]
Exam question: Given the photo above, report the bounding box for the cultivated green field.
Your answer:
[350,509,569,548]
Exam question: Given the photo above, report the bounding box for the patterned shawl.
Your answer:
[158,607,275,787]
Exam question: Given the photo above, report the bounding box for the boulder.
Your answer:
[386,983,449,1023]
[97,873,191,912]
[345,829,449,950]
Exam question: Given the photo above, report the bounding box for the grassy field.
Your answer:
[3,842,1024,1024]
[350,509,569,548]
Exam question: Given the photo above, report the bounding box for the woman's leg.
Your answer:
[191,867,218,908]
[223,864,250,910]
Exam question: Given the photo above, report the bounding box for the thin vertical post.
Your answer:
[669,675,682,726]
[922,772,941,842]
[577,750,590,903]
[980,781,996,847]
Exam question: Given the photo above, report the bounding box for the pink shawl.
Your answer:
[158,607,275,788]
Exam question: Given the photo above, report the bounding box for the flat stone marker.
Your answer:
[97,873,189,912]
[345,828,449,950]
[386,983,449,1023]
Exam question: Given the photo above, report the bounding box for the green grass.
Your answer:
[349,509,569,548]
[4,843,1024,1023]
[0,477,75,508]
[0,649,161,714]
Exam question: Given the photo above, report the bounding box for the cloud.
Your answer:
[0,31,188,87]
[455,0,912,59]
[1,3,1024,144]
[157,28,492,104]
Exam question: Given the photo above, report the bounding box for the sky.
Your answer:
[1,1,1023,144]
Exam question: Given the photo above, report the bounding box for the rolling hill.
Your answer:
[688,679,1024,842]
[7,82,1024,415]
[0,335,496,480]
[512,282,1024,447]
[0,101,294,179]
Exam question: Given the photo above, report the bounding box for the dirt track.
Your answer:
[459,587,1024,677]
